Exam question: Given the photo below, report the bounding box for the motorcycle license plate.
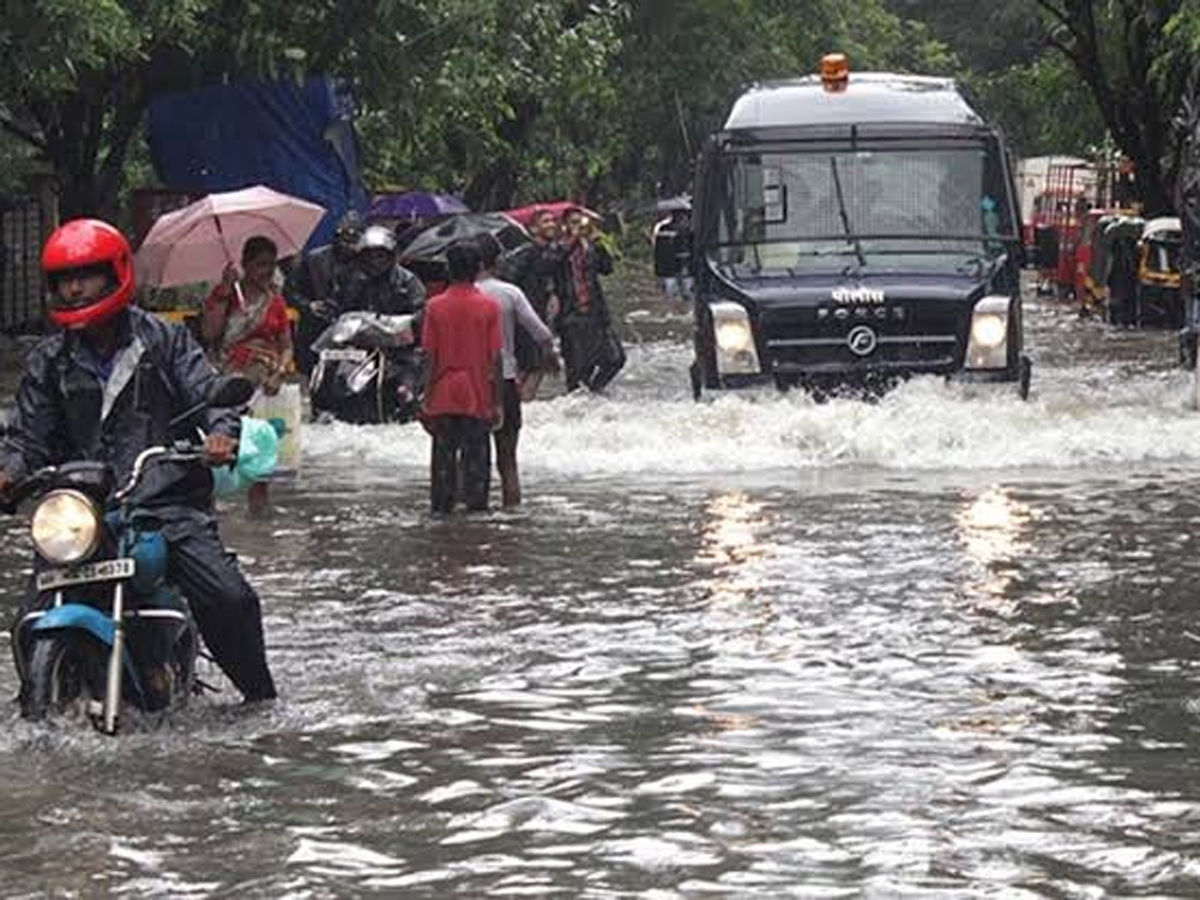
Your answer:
[37,558,135,591]
[322,348,369,363]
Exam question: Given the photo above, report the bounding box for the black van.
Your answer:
[656,56,1031,399]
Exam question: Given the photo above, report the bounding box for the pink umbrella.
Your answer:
[135,185,326,288]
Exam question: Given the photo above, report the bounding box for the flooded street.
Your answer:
[7,287,1200,896]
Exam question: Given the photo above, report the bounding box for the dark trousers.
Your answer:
[429,415,492,513]
[560,316,626,392]
[11,506,276,703]
[163,511,276,701]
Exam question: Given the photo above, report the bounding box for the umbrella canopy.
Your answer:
[369,191,468,220]
[399,213,529,264]
[503,201,600,228]
[136,185,326,288]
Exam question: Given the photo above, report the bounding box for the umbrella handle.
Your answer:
[214,213,244,308]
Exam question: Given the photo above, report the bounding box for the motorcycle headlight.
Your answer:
[347,358,379,393]
[31,489,100,564]
[331,316,360,344]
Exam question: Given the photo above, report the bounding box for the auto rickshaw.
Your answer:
[1136,216,1184,328]
[1076,209,1115,316]
[1101,215,1143,326]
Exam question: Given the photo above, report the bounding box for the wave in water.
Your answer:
[302,342,1200,475]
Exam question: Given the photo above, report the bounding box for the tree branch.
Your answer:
[0,113,46,151]
[1033,0,1072,30]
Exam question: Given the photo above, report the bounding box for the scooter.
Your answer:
[309,311,422,424]
[6,377,254,734]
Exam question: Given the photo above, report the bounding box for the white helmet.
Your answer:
[355,225,397,254]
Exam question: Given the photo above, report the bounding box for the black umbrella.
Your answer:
[398,212,529,264]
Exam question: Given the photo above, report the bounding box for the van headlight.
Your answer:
[31,489,100,564]
[711,302,761,374]
[966,296,1010,370]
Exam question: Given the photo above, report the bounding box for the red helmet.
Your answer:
[41,218,135,329]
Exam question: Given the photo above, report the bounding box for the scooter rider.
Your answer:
[341,225,427,323]
[0,219,277,705]
[285,208,363,375]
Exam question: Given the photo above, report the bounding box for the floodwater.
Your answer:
[6,286,1200,897]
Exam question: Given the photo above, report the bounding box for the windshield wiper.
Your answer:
[830,156,866,273]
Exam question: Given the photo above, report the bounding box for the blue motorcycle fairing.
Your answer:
[103,510,169,593]
[32,603,140,688]
[33,603,116,643]
[128,529,169,593]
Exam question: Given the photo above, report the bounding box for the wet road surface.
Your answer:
[5,288,1200,896]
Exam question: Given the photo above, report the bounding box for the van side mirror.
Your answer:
[654,229,691,278]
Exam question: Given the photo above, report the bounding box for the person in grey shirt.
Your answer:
[476,236,559,506]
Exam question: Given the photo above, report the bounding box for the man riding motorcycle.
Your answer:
[308,225,428,422]
[285,209,364,375]
[340,225,427,322]
[0,219,277,705]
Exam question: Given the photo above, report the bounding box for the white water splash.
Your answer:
[302,340,1200,476]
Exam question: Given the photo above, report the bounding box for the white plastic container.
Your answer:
[251,382,303,475]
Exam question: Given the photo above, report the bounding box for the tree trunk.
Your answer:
[1037,0,1182,215]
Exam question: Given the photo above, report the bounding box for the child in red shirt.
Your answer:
[420,240,503,513]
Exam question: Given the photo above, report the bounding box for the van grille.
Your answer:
[759,302,967,373]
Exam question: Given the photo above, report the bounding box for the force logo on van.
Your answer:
[832,286,886,305]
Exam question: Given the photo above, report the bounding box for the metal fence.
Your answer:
[1,193,55,333]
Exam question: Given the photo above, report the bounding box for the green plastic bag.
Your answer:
[213,416,279,495]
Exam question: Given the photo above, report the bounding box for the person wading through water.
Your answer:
[476,235,559,506]
[419,241,503,513]
[501,208,562,398]
[203,235,294,515]
[554,207,625,392]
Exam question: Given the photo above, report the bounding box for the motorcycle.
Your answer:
[6,376,255,734]
[309,311,422,424]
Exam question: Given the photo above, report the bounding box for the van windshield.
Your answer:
[709,146,1017,276]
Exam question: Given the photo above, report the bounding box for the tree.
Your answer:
[606,0,956,200]
[882,0,1106,159]
[1034,0,1186,214]
[0,0,403,218]
[355,0,626,209]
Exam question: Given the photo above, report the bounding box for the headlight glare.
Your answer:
[715,319,754,354]
[31,490,100,564]
[966,296,1011,370]
[710,301,761,375]
[971,314,1007,348]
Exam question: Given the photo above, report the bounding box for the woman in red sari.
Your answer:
[203,235,293,393]
[203,236,294,513]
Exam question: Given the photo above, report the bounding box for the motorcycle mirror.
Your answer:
[206,375,256,408]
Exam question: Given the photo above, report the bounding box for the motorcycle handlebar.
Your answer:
[1,442,235,513]
[115,442,230,503]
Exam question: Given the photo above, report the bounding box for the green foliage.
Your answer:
[969,52,1105,156]
[6,0,1188,218]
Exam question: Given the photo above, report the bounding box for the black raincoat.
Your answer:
[2,308,276,701]
[339,263,427,321]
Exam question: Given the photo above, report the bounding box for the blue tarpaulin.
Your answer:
[148,77,367,248]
